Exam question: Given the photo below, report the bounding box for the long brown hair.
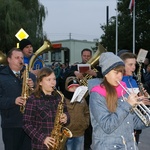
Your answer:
[33,67,56,98]
[101,65,125,112]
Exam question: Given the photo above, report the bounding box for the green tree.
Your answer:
[0,0,47,53]
[100,0,150,55]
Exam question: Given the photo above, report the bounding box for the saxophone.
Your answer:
[20,64,29,113]
[125,61,150,126]
[136,62,150,98]
[49,89,72,150]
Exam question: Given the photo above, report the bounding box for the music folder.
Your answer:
[77,64,91,73]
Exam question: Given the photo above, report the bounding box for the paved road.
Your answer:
[138,127,150,150]
[0,117,149,150]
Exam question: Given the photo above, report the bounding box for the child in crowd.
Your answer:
[23,67,69,150]
[88,52,149,150]
[63,75,90,150]
[120,52,150,144]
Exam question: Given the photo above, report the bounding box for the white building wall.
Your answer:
[51,39,97,65]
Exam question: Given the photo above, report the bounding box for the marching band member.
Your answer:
[120,52,150,144]
[63,75,89,150]
[19,38,43,76]
[23,67,69,150]
[0,48,35,150]
[88,52,149,150]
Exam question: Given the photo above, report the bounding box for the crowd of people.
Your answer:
[0,38,150,150]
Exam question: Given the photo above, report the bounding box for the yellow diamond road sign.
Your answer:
[15,28,29,41]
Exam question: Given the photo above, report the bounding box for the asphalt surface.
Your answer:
[0,117,149,150]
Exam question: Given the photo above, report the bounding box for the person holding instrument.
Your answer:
[19,38,43,76]
[67,48,102,150]
[0,48,35,150]
[120,52,150,144]
[23,67,69,150]
[88,52,149,150]
[63,75,90,150]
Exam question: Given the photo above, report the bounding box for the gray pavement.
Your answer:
[138,127,150,150]
[0,116,149,150]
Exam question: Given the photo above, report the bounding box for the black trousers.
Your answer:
[84,123,92,149]
[2,128,31,150]
[84,96,92,150]
[134,129,142,144]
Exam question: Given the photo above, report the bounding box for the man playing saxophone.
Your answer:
[0,48,36,150]
[23,67,70,150]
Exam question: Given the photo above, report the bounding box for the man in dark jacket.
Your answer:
[0,48,36,150]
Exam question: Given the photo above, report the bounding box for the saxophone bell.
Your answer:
[50,89,72,150]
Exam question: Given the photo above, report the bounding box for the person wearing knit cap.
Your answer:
[19,39,43,75]
[87,52,149,150]
[65,48,102,150]
[19,39,32,53]
[63,75,89,150]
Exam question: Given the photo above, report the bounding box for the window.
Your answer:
[51,51,61,62]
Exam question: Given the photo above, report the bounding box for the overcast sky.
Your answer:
[39,0,116,41]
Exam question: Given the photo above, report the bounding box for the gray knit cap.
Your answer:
[99,52,124,76]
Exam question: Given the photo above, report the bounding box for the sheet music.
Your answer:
[70,86,88,103]
[77,64,91,73]
[137,49,148,63]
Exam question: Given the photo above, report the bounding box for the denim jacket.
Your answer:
[88,78,148,150]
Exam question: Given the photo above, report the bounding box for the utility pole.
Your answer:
[106,6,109,27]
[69,33,71,40]
[116,0,118,55]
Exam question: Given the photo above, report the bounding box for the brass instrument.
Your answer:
[50,89,72,150]
[0,51,7,65]
[137,62,150,98]
[118,81,150,126]
[20,64,29,113]
[29,40,52,70]
[79,43,107,86]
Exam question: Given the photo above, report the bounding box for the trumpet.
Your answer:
[136,62,150,99]
[117,81,150,126]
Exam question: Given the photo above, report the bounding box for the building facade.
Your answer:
[43,39,99,66]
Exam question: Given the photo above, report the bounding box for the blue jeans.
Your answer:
[66,136,84,150]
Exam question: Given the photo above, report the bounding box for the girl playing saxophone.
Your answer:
[23,67,69,150]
